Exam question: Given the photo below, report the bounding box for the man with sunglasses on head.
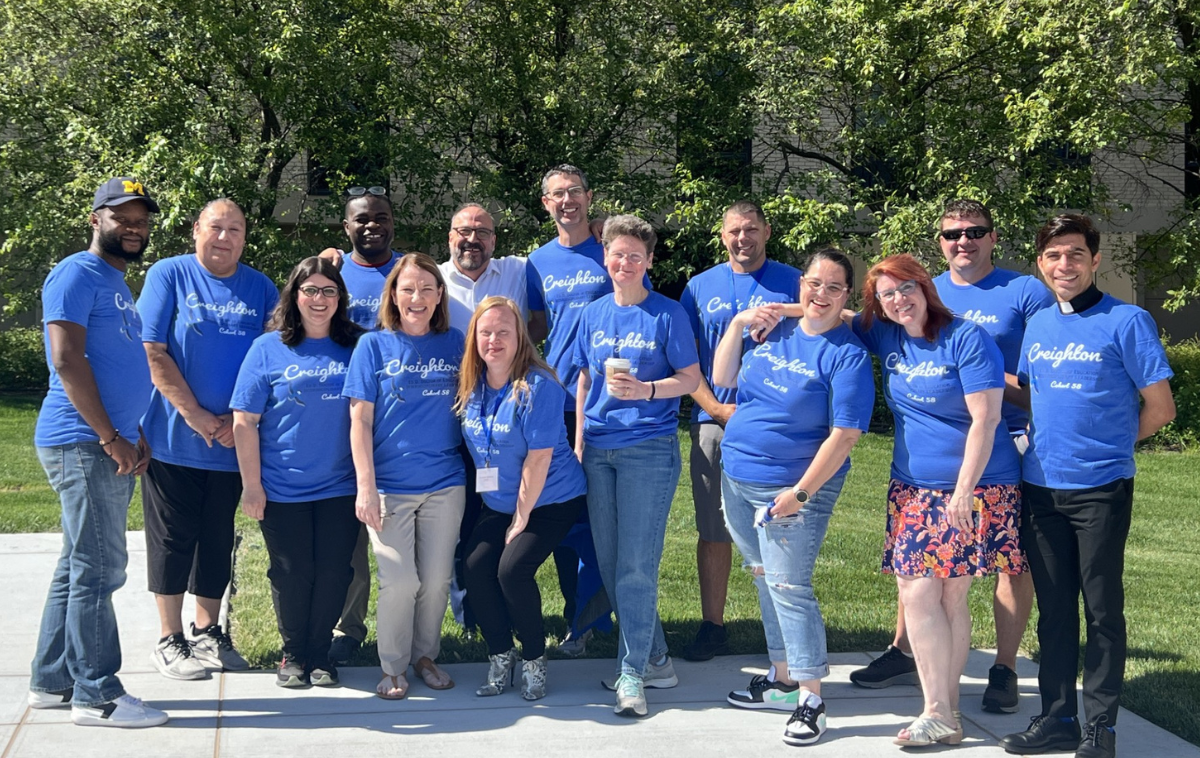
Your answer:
[525,163,623,656]
[317,185,401,664]
[848,199,1054,716]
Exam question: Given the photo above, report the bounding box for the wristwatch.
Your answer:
[792,485,810,504]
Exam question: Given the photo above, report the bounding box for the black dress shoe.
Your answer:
[1077,716,1116,758]
[1000,714,1082,754]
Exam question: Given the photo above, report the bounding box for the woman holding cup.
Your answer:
[571,215,701,718]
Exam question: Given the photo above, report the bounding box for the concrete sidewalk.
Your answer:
[3,532,1196,757]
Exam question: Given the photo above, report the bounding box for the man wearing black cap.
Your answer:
[28,177,168,727]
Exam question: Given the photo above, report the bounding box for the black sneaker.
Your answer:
[681,620,729,662]
[782,698,827,746]
[982,663,1020,713]
[309,662,339,687]
[727,673,800,711]
[999,714,1082,754]
[1077,716,1116,758]
[327,635,360,665]
[276,656,310,689]
[848,645,918,688]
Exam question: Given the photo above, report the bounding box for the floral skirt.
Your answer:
[882,479,1026,578]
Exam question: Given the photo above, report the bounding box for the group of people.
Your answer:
[27,172,1174,758]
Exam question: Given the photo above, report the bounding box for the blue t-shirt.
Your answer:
[853,316,1019,489]
[340,251,399,330]
[571,292,699,449]
[1018,294,1173,490]
[342,328,465,494]
[137,255,279,471]
[525,237,612,409]
[721,321,874,486]
[680,260,801,423]
[230,332,357,502]
[34,252,153,447]
[934,268,1054,434]
[461,370,588,514]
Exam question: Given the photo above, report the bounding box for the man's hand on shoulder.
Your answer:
[318,248,344,269]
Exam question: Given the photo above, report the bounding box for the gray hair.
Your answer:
[601,214,656,254]
[541,164,590,196]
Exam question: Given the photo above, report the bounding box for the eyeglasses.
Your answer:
[452,227,495,241]
[299,285,340,299]
[346,186,388,197]
[938,226,992,241]
[876,280,919,301]
[607,252,647,265]
[803,279,848,296]
[545,185,587,202]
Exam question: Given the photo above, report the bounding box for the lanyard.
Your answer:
[727,260,768,317]
[480,379,511,467]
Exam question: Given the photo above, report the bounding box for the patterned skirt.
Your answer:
[882,479,1026,578]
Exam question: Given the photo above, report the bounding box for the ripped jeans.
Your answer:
[721,470,846,682]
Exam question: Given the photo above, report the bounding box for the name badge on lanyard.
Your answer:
[475,379,510,494]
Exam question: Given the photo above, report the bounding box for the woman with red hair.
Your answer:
[853,254,1023,747]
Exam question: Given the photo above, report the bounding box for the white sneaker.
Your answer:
[152,633,208,680]
[189,623,250,671]
[71,694,168,728]
[613,673,647,718]
[27,688,73,709]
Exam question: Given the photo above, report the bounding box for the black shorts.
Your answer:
[142,459,242,598]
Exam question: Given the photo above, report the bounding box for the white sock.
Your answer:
[800,690,823,708]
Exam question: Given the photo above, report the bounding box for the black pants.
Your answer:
[463,496,585,659]
[142,459,242,597]
[258,495,360,666]
[1022,478,1134,725]
[553,411,582,620]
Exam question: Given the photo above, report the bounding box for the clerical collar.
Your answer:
[1058,284,1102,315]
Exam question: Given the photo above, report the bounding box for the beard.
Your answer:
[454,243,487,271]
[97,226,148,261]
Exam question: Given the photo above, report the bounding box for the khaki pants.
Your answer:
[369,485,466,676]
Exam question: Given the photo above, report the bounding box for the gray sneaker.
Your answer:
[613,673,647,717]
[602,655,678,691]
[27,688,73,709]
[189,623,250,671]
[152,633,208,680]
[554,628,593,658]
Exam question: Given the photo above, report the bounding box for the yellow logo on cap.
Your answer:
[122,180,145,196]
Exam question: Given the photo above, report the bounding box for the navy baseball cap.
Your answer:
[92,177,160,213]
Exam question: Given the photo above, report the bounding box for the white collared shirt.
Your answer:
[439,255,529,334]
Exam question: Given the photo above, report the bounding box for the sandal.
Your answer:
[413,656,455,690]
[375,673,409,700]
[893,715,963,746]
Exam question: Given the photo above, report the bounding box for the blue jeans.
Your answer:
[583,434,680,677]
[32,443,133,706]
[722,470,847,681]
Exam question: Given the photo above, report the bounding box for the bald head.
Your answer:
[448,204,496,280]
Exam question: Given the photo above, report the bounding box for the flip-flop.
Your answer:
[413,657,455,690]
[376,673,409,700]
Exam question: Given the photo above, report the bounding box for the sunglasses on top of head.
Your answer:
[346,186,388,198]
[938,226,992,242]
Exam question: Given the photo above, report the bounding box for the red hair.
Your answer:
[860,254,954,342]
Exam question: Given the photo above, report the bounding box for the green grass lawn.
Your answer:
[3,393,1197,744]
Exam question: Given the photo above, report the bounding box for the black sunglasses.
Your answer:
[939,226,992,241]
[346,186,388,198]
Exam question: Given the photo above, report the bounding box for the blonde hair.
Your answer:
[377,252,451,333]
[454,296,557,415]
